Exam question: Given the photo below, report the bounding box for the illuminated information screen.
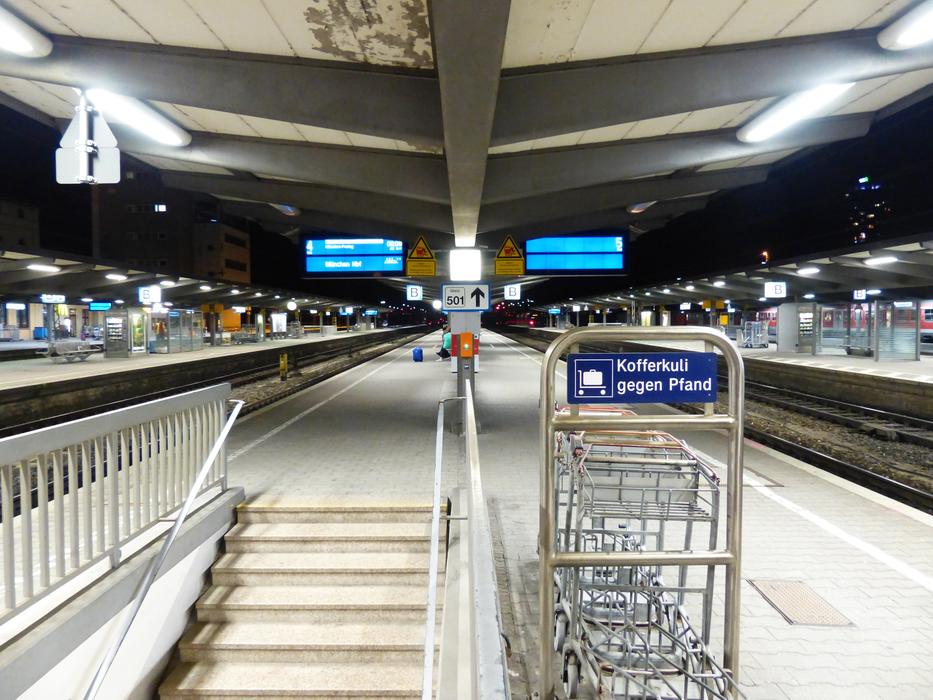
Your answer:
[525,234,625,274]
[303,238,405,275]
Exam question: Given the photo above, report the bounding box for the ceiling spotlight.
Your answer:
[199,285,212,291]
[159,279,176,287]
[662,288,671,294]
[431,299,442,310]
[878,0,933,50]
[736,83,854,143]
[230,288,240,294]
[106,273,127,281]
[254,292,262,297]
[685,284,695,291]
[626,201,657,214]
[27,263,61,272]
[0,5,52,57]
[115,299,124,304]
[803,293,816,299]
[163,301,173,307]
[85,88,191,147]
[797,266,820,276]
[274,295,281,299]
[286,301,298,311]
[864,255,898,267]
[713,280,726,287]
[81,297,93,303]
[867,288,882,295]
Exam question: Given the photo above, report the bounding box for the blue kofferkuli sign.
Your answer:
[567,352,717,404]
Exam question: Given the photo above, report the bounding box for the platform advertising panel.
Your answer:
[567,352,717,404]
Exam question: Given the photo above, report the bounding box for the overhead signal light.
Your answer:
[736,83,854,143]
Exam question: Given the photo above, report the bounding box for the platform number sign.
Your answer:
[441,283,490,311]
[763,281,787,299]
[853,289,867,301]
[406,284,423,301]
[504,283,521,300]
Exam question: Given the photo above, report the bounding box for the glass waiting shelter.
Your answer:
[812,300,921,361]
[150,309,205,353]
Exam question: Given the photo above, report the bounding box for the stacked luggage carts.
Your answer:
[551,406,742,699]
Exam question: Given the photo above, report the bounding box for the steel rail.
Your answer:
[83,399,244,700]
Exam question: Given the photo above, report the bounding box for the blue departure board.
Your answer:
[303,237,406,276]
[525,234,626,274]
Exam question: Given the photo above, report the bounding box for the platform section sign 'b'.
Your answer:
[567,352,717,404]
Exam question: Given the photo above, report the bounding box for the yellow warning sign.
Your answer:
[406,235,436,276]
[495,235,524,275]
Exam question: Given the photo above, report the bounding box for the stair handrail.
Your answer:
[423,396,465,700]
[82,399,245,700]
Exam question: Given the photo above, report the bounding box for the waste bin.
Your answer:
[412,347,423,362]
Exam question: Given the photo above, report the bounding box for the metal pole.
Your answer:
[915,299,921,361]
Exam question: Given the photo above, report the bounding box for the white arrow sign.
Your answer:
[442,283,490,311]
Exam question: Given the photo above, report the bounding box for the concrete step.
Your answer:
[236,503,436,524]
[196,584,441,623]
[224,522,434,553]
[179,620,438,663]
[159,660,422,698]
[211,551,440,586]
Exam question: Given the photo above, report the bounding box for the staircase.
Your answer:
[160,502,444,699]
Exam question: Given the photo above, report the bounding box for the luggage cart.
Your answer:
[538,327,745,700]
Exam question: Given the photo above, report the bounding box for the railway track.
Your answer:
[498,328,933,514]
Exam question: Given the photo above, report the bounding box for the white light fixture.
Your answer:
[867,288,883,295]
[0,5,52,57]
[115,299,125,304]
[254,292,262,297]
[449,248,482,281]
[685,284,695,291]
[274,295,281,299]
[106,273,127,281]
[724,299,731,304]
[803,293,815,299]
[878,0,933,50]
[27,263,61,272]
[159,279,176,287]
[199,285,212,291]
[431,299,443,310]
[286,301,298,311]
[232,306,247,313]
[626,201,657,214]
[864,255,898,267]
[758,296,767,302]
[736,83,854,143]
[662,288,671,294]
[163,301,173,307]
[230,288,240,295]
[81,297,93,303]
[797,266,820,276]
[713,280,726,287]
[85,88,192,147]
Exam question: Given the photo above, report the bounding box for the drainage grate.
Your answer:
[749,579,851,626]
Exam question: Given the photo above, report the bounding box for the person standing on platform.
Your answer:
[437,326,452,360]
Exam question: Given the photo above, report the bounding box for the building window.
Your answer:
[225,259,247,272]
[925,309,933,322]
[15,308,28,328]
[154,203,167,213]
[224,233,247,248]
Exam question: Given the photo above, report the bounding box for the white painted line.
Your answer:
[692,446,933,595]
[229,344,410,461]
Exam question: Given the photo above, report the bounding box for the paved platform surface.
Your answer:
[533,326,933,385]
[0,328,395,392]
[219,328,933,699]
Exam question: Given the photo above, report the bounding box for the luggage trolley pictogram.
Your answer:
[538,327,747,700]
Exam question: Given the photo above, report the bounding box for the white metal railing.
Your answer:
[422,382,509,700]
[0,384,232,622]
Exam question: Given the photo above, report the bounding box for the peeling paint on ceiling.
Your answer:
[303,0,433,68]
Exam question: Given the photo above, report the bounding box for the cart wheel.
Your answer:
[554,612,568,652]
[563,653,579,698]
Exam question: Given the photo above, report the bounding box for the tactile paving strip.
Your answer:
[749,579,851,626]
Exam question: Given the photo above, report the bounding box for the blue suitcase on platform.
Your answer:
[412,347,423,362]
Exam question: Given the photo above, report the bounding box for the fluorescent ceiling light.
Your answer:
[270,203,300,217]
[685,284,695,291]
[867,288,882,295]
[230,288,240,294]
[758,297,767,302]
[449,248,482,281]
[106,273,127,281]
[163,301,173,307]
[878,0,933,50]
[115,299,124,304]
[662,288,671,294]
[736,83,854,143]
[159,279,175,286]
[27,263,60,272]
[797,266,820,276]
[0,5,52,57]
[81,297,93,303]
[199,285,212,291]
[864,255,898,267]
[713,280,726,287]
[803,293,815,299]
[85,89,191,147]
[626,200,657,214]
[254,292,262,297]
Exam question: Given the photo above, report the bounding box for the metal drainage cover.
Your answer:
[749,579,851,626]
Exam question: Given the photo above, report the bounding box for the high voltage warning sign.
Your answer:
[406,235,436,276]
[495,235,524,275]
